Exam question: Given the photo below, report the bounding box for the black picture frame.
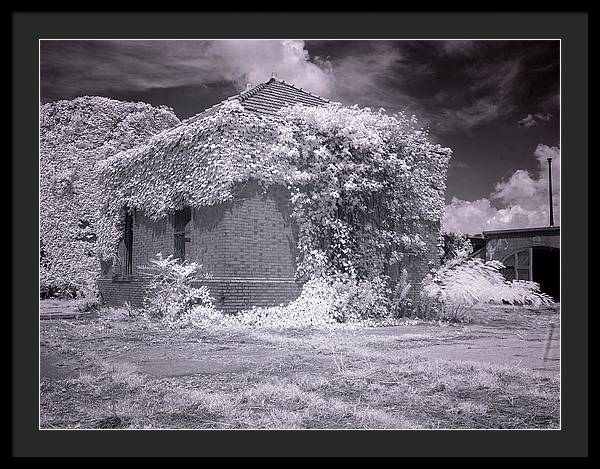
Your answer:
[13,11,588,457]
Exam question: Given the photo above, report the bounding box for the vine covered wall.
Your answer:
[40,96,180,297]
[97,99,452,292]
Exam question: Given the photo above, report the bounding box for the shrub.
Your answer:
[76,297,102,313]
[319,274,391,323]
[39,279,80,300]
[139,253,214,323]
[441,232,473,266]
[173,274,393,330]
[388,268,413,317]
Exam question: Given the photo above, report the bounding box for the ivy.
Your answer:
[40,97,180,298]
[97,99,451,286]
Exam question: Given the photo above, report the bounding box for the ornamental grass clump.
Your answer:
[422,258,554,307]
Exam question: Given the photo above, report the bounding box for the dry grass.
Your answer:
[40,303,560,429]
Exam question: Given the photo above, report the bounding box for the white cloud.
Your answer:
[518,112,552,128]
[42,40,335,98]
[517,114,537,128]
[327,43,408,108]
[437,97,505,133]
[443,144,560,234]
[426,57,522,134]
[207,40,335,96]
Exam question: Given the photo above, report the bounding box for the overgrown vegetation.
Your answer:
[139,254,214,323]
[40,303,560,429]
[422,258,554,309]
[136,252,553,329]
[441,231,473,266]
[97,100,451,298]
[40,97,180,299]
[183,276,393,330]
[137,254,393,330]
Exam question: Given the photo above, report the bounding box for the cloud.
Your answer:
[435,97,506,133]
[518,112,552,128]
[324,42,522,134]
[439,40,479,56]
[326,43,410,109]
[443,144,560,234]
[420,56,523,134]
[207,40,334,96]
[41,40,334,98]
[41,40,559,137]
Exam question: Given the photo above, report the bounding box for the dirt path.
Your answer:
[365,324,560,376]
[40,307,560,381]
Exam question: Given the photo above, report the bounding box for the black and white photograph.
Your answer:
[37,38,563,431]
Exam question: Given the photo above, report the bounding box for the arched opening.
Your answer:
[501,246,560,301]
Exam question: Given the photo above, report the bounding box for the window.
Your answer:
[172,207,192,261]
[123,210,134,276]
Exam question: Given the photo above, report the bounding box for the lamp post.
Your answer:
[547,157,554,227]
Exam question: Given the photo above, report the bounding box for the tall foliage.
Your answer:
[40,97,180,298]
[441,232,474,266]
[98,99,451,286]
[139,254,214,322]
[422,258,554,306]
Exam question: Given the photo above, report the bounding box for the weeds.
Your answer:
[40,305,560,429]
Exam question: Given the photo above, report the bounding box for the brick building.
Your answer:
[99,180,302,313]
[98,78,443,312]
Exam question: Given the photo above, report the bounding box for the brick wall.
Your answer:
[98,181,442,310]
[98,181,300,311]
[187,182,297,278]
[97,276,301,314]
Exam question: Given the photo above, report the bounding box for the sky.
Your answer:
[40,40,560,235]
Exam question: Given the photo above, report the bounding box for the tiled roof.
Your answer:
[234,78,328,116]
[183,78,328,125]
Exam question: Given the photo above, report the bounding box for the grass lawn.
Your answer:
[40,304,560,429]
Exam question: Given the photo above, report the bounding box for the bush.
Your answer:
[441,232,473,266]
[39,279,80,300]
[40,97,180,298]
[388,268,413,317]
[319,274,391,323]
[172,274,393,330]
[139,253,215,323]
[422,258,554,307]
[76,297,102,313]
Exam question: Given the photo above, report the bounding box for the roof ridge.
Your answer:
[268,77,329,103]
[234,79,273,102]
[178,77,328,128]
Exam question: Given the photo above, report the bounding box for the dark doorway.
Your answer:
[172,207,192,261]
[532,247,560,301]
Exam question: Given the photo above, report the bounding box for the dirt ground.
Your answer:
[39,303,560,429]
